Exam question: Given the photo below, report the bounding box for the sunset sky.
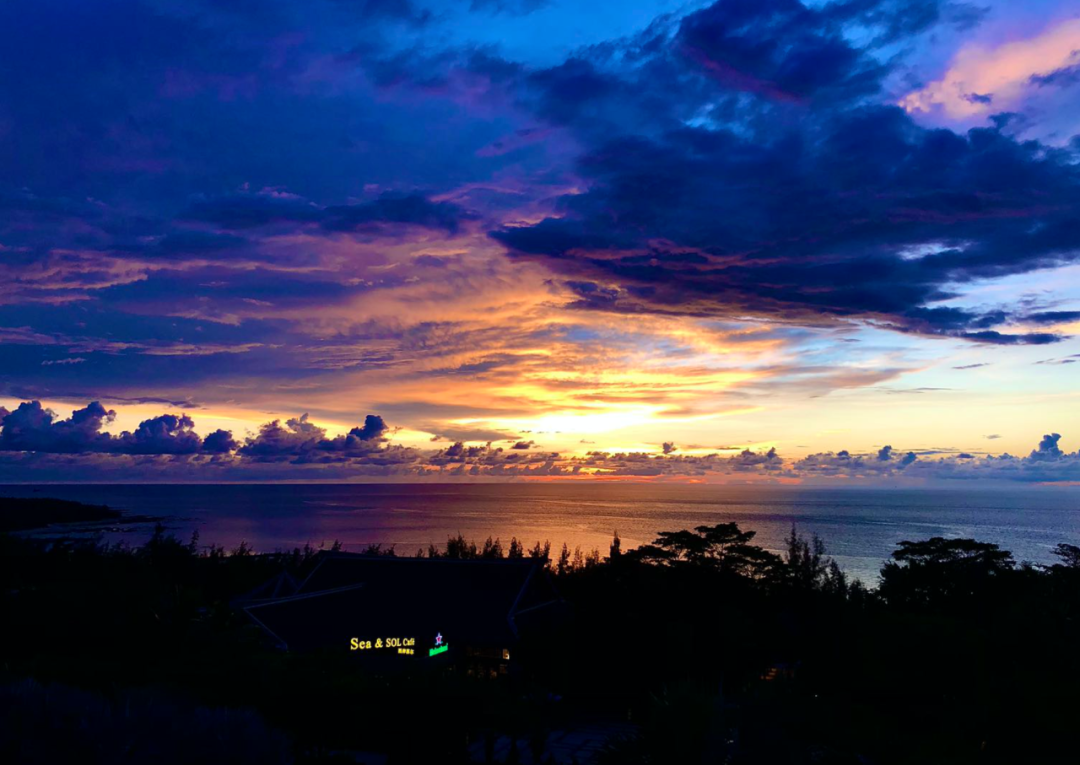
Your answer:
[2,0,1080,483]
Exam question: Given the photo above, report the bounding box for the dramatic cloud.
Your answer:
[240,415,327,458]
[202,429,240,454]
[114,413,203,455]
[0,401,117,454]
[239,411,411,464]
[901,18,1080,120]
[0,401,1079,483]
[1030,432,1065,461]
[495,4,1080,344]
[676,0,887,104]
[0,401,233,456]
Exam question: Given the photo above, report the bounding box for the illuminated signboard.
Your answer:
[347,634,447,658]
[428,632,449,657]
[349,636,416,652]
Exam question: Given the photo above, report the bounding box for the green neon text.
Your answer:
[429,644,449,657]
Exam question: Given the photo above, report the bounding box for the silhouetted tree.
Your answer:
[557,543,570,576]
[445,533,478,559]
[784,526,827,589]
[624,522,781,580]
[610,531,621,561]
[529,540,551,565]
[782,526,847,594]
[879,537,1014,608]
[481,536,504,559]
[362,543,395,557]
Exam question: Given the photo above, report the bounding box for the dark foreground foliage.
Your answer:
[1,520,1078,764]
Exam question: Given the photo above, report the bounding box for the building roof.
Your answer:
[243,554,561,653]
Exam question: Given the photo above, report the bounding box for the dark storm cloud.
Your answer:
[492,1,1080,345]
[0,401,416,465]
[0,401,117,453]
[676,0,887,104]
[239,412,408,463]
[113,414,203,455]
[202,429,240,454]
[495,109,1080,342]
[0,401,233,455]
[350,414,389,441]
[239,414,326,458]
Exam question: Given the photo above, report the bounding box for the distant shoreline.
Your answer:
[0,497,121,532]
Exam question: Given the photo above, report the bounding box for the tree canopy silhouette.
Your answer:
[879,536,1015,608]
[625,522,782,580]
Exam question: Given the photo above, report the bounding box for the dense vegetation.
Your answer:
[1,517,1078,764]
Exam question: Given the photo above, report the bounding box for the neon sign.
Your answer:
[349,636,416,651]
[347,633,448,657]
[428,632,449,657]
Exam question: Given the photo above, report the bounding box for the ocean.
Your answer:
[4,483,1079,584]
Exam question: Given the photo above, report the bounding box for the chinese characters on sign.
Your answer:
[347,634,448,657]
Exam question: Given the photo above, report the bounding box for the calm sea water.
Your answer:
[5,483,1080,584]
